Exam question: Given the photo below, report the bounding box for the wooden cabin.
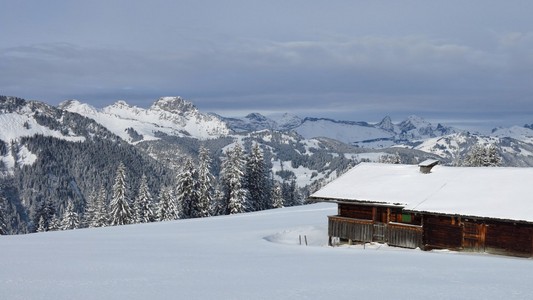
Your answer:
[309,162,533,257]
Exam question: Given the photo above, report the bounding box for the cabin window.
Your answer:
[401,213,412,223]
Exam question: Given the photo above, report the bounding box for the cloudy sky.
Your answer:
[1,1,532,130]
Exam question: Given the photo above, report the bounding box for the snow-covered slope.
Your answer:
[1,203,532,300]
[0,98,86,144]
[491,125,533,144]
[60,97,230,143]
[0,97,87,174]
[414,131,533,166]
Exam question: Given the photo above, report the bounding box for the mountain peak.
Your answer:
[377,116,394,132]
[114,100,130,107]
[150,96,196,114]
[405,115,428,124]
[245,113,268,121]
[59,99,98,115]
[399,115,431,132]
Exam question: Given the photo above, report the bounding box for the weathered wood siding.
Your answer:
[338,203,373,220]
[332,203,533,257]
[423,215,462,250]
[387,223,423,249]
[461,220,486,252]
[484,221,533,257]
[329,216,373,242]
[328,216,422,249]
[328,216,373,242]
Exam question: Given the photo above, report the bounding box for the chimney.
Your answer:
[419,159,439,174]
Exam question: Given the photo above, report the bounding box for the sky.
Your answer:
[1,1,533,131]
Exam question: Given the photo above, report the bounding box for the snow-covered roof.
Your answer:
[311,162,533,223]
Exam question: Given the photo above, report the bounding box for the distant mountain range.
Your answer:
[1,94,532,233]
[222,113,459,148]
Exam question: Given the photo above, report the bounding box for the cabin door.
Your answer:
[462,222,485,252]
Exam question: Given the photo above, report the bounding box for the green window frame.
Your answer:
[401,213,412,223]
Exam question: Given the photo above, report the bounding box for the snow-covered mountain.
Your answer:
[218,112,303,132]
[0,96,121,176]
[2,94,533,235]
[0,96,174,233]
[60,96,230,143]
[222,113,459,148]
[221,111,533,167]
[415,130,533,167]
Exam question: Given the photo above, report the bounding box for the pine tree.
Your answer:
[60,200,80,230]
[0,196,8,235]
[271,182,284,209]
[197,146,214,218]
[91,185,109,227]
[463,144,502,167]
[486,144,502,167]
[245,143,270,211]
[378,152,401,164]
[133,174,155,223]
[283,179,301,207]
[157,186,179,221]
[33,199,55,232]
[221,144,248,215]
[176,158,199,218]
[83,189,98,228]
[36,216,47,233]
[109,162,132,226]
[48,214,60,231]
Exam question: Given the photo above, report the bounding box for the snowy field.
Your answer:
[1,203,532,299]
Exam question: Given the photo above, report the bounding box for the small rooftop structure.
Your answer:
[418,159,439,174]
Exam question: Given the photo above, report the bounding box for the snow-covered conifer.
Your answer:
[60,200,80,230]
[48,214,60,231]
[83,189,98,228]
[463,144,501,167]
[36,216,47,233]
[91,185,109,227]
[486,144,502,167]
[221,144,248,215]
[157,187,179,221]
[33,199,55,232]
[245,143,270,211]
[176,158,199,218]
[0,197,6,235]
[378,152,401,164]
[133,174,155,223]
[283,179,301,207]
[197,146,214,218]
[109,162,132,226]
[271,182,284,209]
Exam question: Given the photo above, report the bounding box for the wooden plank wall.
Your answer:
[338,203,373,220]
[423,215,463,250]
[387,223,423,249]
[484,221,533,257]
[328,216,422,249]
[329,216,373,242]
[334,203,533,257]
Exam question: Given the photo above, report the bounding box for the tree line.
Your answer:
[29,143,302,233]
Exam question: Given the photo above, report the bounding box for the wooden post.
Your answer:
[299,235,302,245]
[304,235,308,246]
